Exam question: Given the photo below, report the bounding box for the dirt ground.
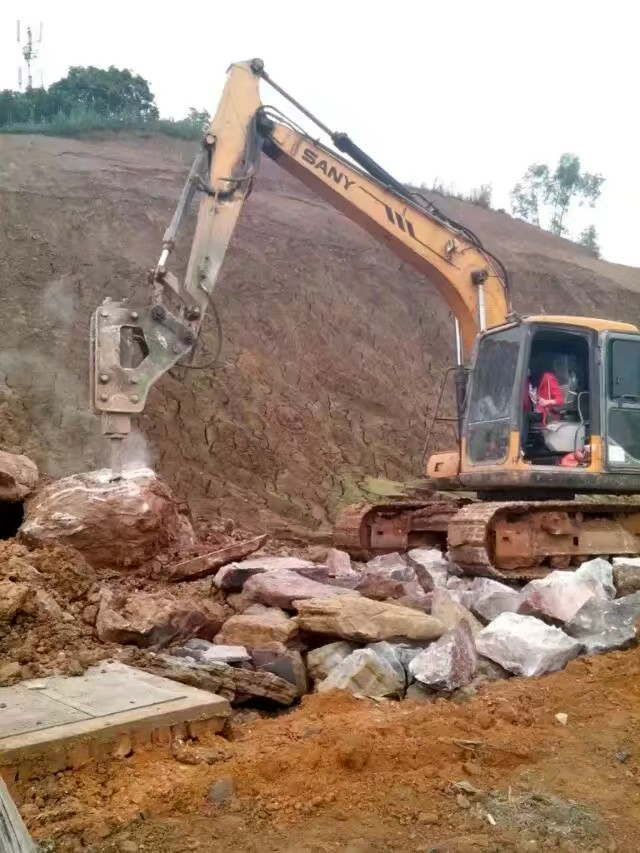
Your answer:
[10,647,638,852]
[2,134,640,536]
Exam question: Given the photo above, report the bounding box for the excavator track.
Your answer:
[335,498,640,579]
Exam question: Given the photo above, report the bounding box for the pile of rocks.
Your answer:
[100,547,640,707]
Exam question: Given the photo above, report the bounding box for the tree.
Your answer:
[579,225,601,258]
[184,108,211,129]
[511,154,604,236]
[48,66,158,119]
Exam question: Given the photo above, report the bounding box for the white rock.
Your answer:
[519,571,606,624]
[317,648,405,699]
[564,591,640,654]
[575,558,615,599]
[408,548,449,588]
[468,578,523,623]
[408,622,477,692]
[476,612,582,677]
[306,641,358,681]
[555,712,568,726]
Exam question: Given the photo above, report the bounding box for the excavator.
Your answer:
[91,58,640,580]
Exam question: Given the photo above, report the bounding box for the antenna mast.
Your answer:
[17,20,43,90]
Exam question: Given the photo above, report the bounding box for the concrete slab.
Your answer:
[0,661,231,782]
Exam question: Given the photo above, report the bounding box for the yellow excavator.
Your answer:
[91,58,640,579]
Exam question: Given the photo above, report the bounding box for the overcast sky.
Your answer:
[1,0,638,267]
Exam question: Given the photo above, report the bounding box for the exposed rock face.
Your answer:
[318,647,405,699]
[431,588,483,638]
[564,592,640,654]
[519,571,608,624]
[95,587,224,647]
[476,612,582,677]
[306,641,358,682]
[20,468,188,568]
[213,555,315,592]
[468,578,523,623]
[0,449,38,501]
[612,557,640,597]
[243,569,358,610]
[408,622,477,692]
[213,608,299,649]
[294,596,444,643]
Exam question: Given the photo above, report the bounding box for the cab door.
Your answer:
[462,324,526,468]
[603,332,640,470]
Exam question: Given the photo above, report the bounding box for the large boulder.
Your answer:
[519,570,608,625]
[408,622,477,692]
[214,556,315,592]
[476,612,582,677]
[95,586,224,647]
[20,468,189,568]
[214,608,298,649]
[468,578,523,623]
[612,557,640,598]
[306,640,358,681]
[0,449,38,501]
[243,569,358,610]
[357,552,431,610]
[575,558,615,599]
[564,592,640,654]
[294,596,444,643]
[318,647,405,699]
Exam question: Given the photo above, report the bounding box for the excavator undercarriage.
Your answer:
[334,498,640,580]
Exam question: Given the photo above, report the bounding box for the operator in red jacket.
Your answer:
[524,361,564,425]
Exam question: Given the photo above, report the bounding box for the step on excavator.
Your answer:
[91,58,640,580]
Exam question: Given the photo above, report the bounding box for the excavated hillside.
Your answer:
[1,133,640,533]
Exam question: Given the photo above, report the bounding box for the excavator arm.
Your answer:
[91,58,511,476]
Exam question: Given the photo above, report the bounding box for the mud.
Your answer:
[13,647,640,851]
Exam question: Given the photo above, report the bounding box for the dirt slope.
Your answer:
[1,134,639,532]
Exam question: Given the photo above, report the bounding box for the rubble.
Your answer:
[214,556,316,592]
[468,578,523,623]
[519,570,607,624]
[408,548,450,588]
[169,535,268,582]
[95,587,224,647]
[306,641,358,682]
[408,622,477,692]
[431,588,483,638]
[0,449,38,501]
[243,569,358,610]
[0,580,32,634]
[294,596,444,643]
[612,557,640,597]
[564,592,640,654]
[213,608,299,649]
[318,647,405,699]
[20,468,188,568]
[476,612,582,677]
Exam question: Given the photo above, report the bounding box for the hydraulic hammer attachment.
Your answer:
[90,297,194,479]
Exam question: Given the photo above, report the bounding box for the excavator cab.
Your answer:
[431,317,640,496]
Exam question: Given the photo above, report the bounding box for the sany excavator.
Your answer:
[91,58,640,580]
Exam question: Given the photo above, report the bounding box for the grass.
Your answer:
[0,110,203,140]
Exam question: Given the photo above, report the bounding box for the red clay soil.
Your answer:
[14,646,640,852]
[1,134,640,536]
